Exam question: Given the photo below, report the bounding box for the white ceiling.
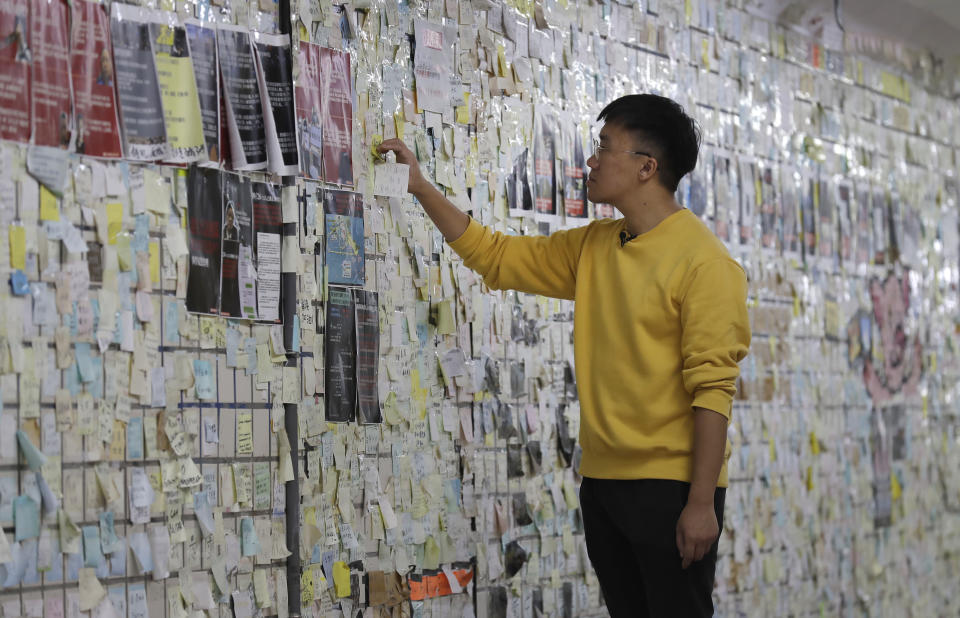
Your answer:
[745,0,960,59]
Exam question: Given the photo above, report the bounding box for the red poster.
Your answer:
[30,0,72,149]
[319,46,353,186]
[70,0,122,157]
[295,41,322,180]
[0,0,31,142]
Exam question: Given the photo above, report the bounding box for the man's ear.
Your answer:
[637,157,658,182]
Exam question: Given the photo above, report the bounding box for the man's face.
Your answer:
[586,123,650,206]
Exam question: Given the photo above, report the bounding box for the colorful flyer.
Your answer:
[70,0,123,158]
[532,106,558,218]
[253,32,298,175]
[0,0,31,142]
[31,0,73,149]
[319,46,353,186]
[150,13,205,163]
[217,25,267,171]
[184,19,220,165]
[110,3,168,160]
[295,41,323,180]
[323,189,364,286]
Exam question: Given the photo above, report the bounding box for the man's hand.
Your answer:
[377,138,428,196]
[676,500,718,569]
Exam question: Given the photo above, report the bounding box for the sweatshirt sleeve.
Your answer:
[679,257,751,418]
[447,218,592,300]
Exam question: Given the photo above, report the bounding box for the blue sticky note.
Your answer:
[127,416,143,459]
[64,363,81,396]
[16,430,47,472]
[10,270,29,295]
[193,491,215,537]
[164,300,180,344]
[13,496,39,541]
[244,338,258,375]
[75,343,96,383]
[21,538,39,585]
[194,360,215,400]
[82,525,104,568]
[100,512,121,554]
[129,531,153,574]
[226,328,240,367]
[292,315,301,353]
[133,214,149,253]
[240,517,259,556]
[88,356,104,399]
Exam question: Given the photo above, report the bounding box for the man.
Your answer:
[379,94,750,617]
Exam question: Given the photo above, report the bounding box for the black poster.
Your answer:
[110,3,167,160]
[186,167,222,314]
[220,173,254,319]
[353,289,380,424]
[217,25,266,170]
[254,33,298,175]
[325,286,356,423]
[185,20,220,164]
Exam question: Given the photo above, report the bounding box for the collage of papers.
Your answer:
[0,0,959,616]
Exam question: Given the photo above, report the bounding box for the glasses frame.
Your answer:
[591,137,653,160]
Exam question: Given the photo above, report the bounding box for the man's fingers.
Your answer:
[682,538,697,570]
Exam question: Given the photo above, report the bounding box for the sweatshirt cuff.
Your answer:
[692,389,733,420]
[447,217,482,252]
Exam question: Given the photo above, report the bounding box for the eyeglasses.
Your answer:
[591,137,652,160]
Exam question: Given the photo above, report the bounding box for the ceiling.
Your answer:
[745,0,960,60]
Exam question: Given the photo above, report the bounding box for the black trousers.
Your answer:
[580,477,726,618]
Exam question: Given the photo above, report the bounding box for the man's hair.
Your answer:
[597,94,701,192]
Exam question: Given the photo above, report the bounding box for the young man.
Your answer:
[379,94,750,617]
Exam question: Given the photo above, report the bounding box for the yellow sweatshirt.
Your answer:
[448,209,750,486]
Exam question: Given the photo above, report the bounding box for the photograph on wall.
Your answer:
[353,289,381,424]
[70,0,122,158]
[149,16,205,163]
[30,0,72,149]
[184,19,220,165]
[110,3,168,160]
[319,46,353,185]
[0,0,31,142]
[507,148,533,218]
[325,285,356,423]
[295,41,323,180]
[561,120,588,221]
[254,32,298,175]
[532,106,558,219]
[219,172,254,319]
[185,166,222,315]
[217,24,267,171]
[323,189,364,286]
[252,181,282,322]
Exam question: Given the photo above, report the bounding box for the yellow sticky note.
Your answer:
[40,186,60,222]
[332,561,351,597]
[890,472,902,501]
[300,568,314,606]
[9,225,25,270]
[149,241,160,283]
[106,202,123,245]
[253,569,271,608]
[455,93,470,124]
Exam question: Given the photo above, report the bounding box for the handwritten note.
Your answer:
[374,162,410,198]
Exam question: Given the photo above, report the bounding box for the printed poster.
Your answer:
[149,15,206,163]
[219,173,254,319]
[295,41,323,180]
[353,289,381,424]
[319,46,353,185]
[184,20,220,164]
[185,167,222,315]
[110,3,168,160]
[323,189,364,286]
[254,32,298,175]
[532,107,558,218]
[562,121,588,221]
[218,25,267,171]
[31,0,72,149]
[507,148,533,218]
[0,0,32,142]
[325,285,356,423]
[252,181,281,322]
[70,0,122,158]
[412,19,454,113]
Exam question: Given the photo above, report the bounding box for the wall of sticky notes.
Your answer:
[1,0,960,617]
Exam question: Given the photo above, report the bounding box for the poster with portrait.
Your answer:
[254,32,298,175]
[507,148,533,219]
[219,173,254,319]
[70,0,122,158]
[252,182,281,322]
[184,20,220,165]
[561,119,588,222]
[218,25,267,171]
[353,289,381,424]
[185,167,222,315]
[31,0,73,149]
[0,0,31,142]
[110,3,168,160]
[149,15,206,163]
[325,285,356,423]
[319,46,353,185]
[532,106,558,219]
[295,41,323,180]
[323,189,364,286]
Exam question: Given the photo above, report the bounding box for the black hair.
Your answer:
[597,94,701,192]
